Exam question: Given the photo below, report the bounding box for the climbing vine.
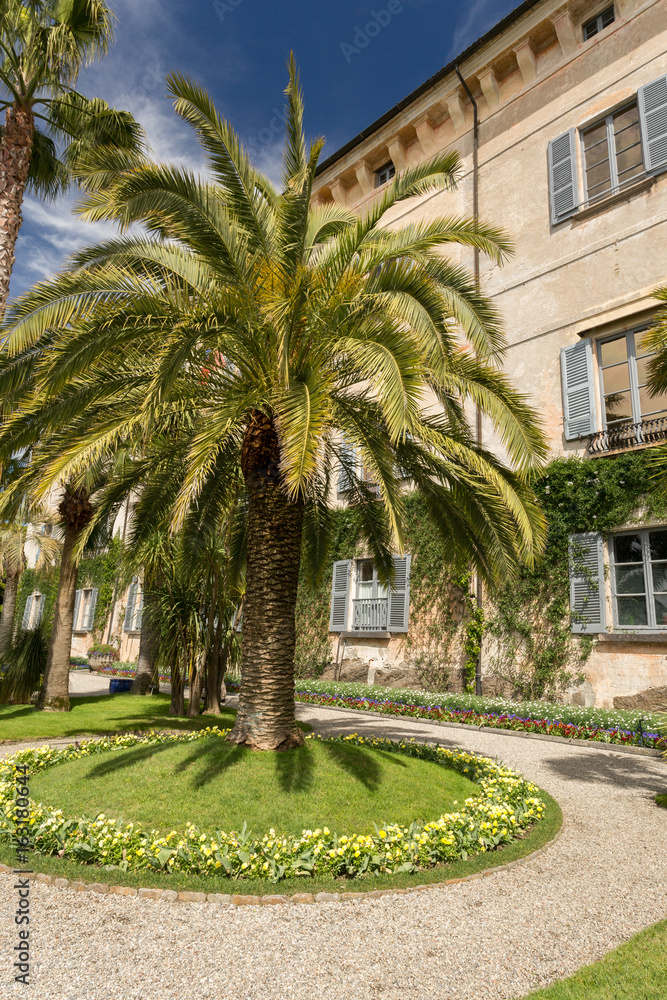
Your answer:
[295,449,667,698]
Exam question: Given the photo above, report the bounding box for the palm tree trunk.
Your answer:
[169,657,185,715]
[228,413,304,749]
[0,106,34,319]
[36,523,78,712]
[187,652,205,716]
[0,568,20,659]
[131,609,158,695]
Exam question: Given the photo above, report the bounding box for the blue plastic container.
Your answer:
[109,678,133,694]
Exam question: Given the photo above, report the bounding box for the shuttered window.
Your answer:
[638,75,667,176]
[611,529,667,629]
[329,560,351,631]
[73,588,98,632]
[330,555,411,633]
[548,129,579,225]
[21,595,34,630]
[560,339,598,439]
[123,578,143,632]
[337,437,356,495]
[387,555,411,633]
[568,533,606,633]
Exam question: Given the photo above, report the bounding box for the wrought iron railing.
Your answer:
[587,416,667,454]
[352,598,388,631]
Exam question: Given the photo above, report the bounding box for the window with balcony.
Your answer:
[329,555,411,632]
[582,5,615,41]
[610,529,667,629]
[375,162,395,187]
[595,329,667,450]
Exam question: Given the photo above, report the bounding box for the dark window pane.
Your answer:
[583,121,608,151]
[604,389,632,423]
[359,559,374,582]
[615,565,645,595]
[651,563,667,592]
[586,161,612,194]
[654,595,667,627]
[601,6,615,27]
[635,355,657,384]
[614,534,643,563]
[617,596,648,626]
[638,385,667,419]
[601,362,630,394]
[649,531,667,561]
[600,337,628,367]
[634,331,653,358]
[613,105,639,138]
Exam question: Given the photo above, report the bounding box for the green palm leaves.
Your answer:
[0,59,547,588]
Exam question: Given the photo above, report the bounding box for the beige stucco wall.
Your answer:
[316,0,667,705]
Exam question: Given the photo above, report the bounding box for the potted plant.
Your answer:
[87,643,120,671]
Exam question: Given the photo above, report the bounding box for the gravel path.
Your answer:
[1,703,666,1000]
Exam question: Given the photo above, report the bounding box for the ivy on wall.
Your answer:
[15,539,122,642]
[295,449,667,698]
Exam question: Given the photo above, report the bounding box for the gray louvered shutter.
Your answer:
[34,594,46,626]
[569,533,606,634]
[73,590,82,631]
[329,560,351,631]
[134,585,144,630]
[83,589,98,631]
[387,554,411,633]
[337,438,356,494]
[548,129,579,225]
[561,339,597,439]
[638,75,667,176]
[123,579,138,631]
[21,595,33,629]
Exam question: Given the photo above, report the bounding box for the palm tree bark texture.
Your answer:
[228,411,304,750]
[0,108,33,319]
[37,488,93,712]
[0,568,21,658]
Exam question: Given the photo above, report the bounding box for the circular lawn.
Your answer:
[29,736,480,838]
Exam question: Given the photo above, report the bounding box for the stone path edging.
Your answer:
[298,701,663,756]
[0,818,564,906]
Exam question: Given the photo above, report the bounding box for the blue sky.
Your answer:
[11,0,517,298]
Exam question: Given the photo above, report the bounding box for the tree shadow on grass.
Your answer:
[81,736,243,789]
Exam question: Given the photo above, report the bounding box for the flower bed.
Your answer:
[84,663,171,685]
[2,729,544,882]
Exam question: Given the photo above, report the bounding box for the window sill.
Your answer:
[335,630,392,639]
[597,631,667,643]
[572,175,656,222]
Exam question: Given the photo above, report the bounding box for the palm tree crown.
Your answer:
[0,58,547,747]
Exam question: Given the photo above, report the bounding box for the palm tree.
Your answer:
[0,498,58,658]
[0,0,144,315]
[0,60,548,748]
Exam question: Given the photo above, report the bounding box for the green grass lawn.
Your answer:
[0,693,237,741]
[30,736,479,836]
[656,793,667,809]
[522,919,667,999]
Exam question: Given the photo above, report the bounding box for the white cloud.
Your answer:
[446,0,506,59]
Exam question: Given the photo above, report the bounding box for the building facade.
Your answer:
[312,0,667,707]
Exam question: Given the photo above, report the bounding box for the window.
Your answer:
[329,555,411,632]
[547,74,667,225]
[583,5,615,41]
[375,162,395,187]
[337,436,380,497]
[582,102,643,203]
[597,329,667,434]
[73,588,98,632]
[611,529,667,628]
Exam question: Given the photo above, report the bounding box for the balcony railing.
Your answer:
[352,597,388,631]
[587,416,667,454]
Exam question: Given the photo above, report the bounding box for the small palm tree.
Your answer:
[0,0,144,315]
[0,60,548,747]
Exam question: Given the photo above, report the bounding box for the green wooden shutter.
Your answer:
[560,339,597,439]
[329,560,351,631]
[569,533,606,634]
[123,579,138,631]
[21,595,33,630]
[387,555,411,632]
[548,129,579,225]
[638,75,667,176]
[73,590,82,631]
[134,584,144,630]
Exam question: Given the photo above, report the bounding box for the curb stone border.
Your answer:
[0,819,565,907]
[299,703,664,757]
